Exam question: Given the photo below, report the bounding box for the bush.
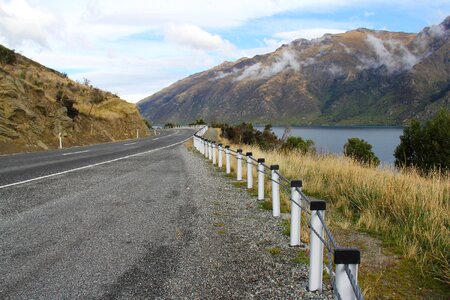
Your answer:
[144,119,153,129]
[220,123,279,149]
[189,119,206,126]
[281,136,315,153]
[344,137,380,166]
[62,98,79,119]
[0,45,16,65]
[395,109,450,174]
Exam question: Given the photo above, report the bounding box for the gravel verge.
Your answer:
[160,146,333,299]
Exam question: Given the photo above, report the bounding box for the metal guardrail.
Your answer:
[192,132,364,300]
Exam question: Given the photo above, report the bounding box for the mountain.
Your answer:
[138,16,450,125]
[0,44,150,154]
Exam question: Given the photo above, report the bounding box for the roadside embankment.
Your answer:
[202,128,449,299]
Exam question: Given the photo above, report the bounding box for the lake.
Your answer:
[255,126,404,164]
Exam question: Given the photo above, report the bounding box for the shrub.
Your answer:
[395,109,450,174]
[220,123,279,149]
[189,119,206,125]
[281,136,315,153]
[62,98,79,119]
[0,45,16,65]
[144,119,152,129]
[344,137,380,166]
[88,88,105,116]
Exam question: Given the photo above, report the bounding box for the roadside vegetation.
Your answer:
[395,108,449,175]
[344,137,380,167]
[204,119,449,297]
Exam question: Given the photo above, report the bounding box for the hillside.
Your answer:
[138,16,450,125]
[0,45,150,154]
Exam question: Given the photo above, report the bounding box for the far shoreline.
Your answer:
[254,124,404,129]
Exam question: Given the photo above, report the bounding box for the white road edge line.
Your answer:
[0,135,193,190]
[123,142,136,146]
[62,150,90,156]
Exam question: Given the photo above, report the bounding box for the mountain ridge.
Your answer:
[138,16,450,125]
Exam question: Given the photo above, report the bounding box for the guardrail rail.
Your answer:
[192,130,364,300]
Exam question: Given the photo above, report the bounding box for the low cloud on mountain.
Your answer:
[360,34,420,73]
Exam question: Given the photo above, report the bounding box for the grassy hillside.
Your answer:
[0,44,150,154]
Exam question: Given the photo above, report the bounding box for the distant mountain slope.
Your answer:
[138,16,450,125]
[0,45,150,154]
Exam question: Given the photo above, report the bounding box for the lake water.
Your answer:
[255,126,403,164]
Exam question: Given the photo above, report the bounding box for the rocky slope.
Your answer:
[0,45,150,154]
[138,16,450,125]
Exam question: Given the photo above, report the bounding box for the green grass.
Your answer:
[293,250,309,264]
[267,247,281,256]
[281,219,290,236]
[258,200,272,211]
[361,258,450,299]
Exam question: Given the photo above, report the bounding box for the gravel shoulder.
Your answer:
[162,145,333,299]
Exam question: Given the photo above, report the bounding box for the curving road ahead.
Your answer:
[0,129,198,298]
[0,129,195,189]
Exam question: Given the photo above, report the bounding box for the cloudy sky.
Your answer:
[0,0,448,103]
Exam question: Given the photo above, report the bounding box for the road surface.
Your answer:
[0,129,197,298]
[0,128,321,299]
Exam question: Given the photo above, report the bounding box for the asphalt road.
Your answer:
[0,129,195,188]
[0,129,197,298]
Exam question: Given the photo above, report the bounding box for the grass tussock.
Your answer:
[211,129,449,283]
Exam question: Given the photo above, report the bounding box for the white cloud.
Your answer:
[164,24,234,52]
[362,34,420,72]
[0,0,57,47]
[364,11,375,17]
[235,48,301,81]
[274,28,346,41]
[0,0,447,104]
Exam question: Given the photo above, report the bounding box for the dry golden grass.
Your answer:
[211,129,449,283]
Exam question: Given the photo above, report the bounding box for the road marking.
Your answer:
[0,136,193,190]
[153,138,160,140]
[62,150,90,156]
[123,142,136,146]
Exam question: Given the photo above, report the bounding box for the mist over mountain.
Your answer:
[138,16,449,125]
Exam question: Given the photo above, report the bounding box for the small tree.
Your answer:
[344,137,380,166]
[144,119,153,129]
[88,88,104,116]
[281,136,315,153]
[395,109,450,174]
[0,45,16,65]
[189,119,206,126]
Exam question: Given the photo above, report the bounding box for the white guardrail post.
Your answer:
[237,149,243,181]
[204,140,208,158]
[212,141,216,165]
[208,141,212,161]
[270,165,280,217]
[290,180,302,246]
[225,146,231,174]
[257,158,265,201]
[218,143,223,168]
[246,152,253,189]
[334,248,361,300]
[309,200,326,291]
